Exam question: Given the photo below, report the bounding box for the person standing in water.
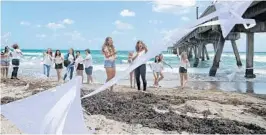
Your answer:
[1,46,11,78]
[133,40,148,91]
[179,52,190,89]
[63,48,75,81]
[102,37,116,91]
[54,50,64,82]
[84,49,94,84]
[43,48,53,77]
[11,44,23,79]
[75,51,84,82]
[128,52,135,88]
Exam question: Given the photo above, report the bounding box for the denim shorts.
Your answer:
[85,66,93,75]
[104,60,115,68]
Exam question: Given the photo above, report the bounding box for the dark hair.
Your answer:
[76,51,80,59]
[85,49,91,54]
[12,44,19,49]
[46,48,53,56]
[4,46,9,54]
[154,55,160,63]
[55,50,61,57]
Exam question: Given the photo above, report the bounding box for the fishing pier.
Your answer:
[170,1,266,78]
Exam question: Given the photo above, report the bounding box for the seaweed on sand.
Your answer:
[81,90,266,134]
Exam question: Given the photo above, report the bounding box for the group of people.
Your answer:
[42,48,94,84]
[1,36,190,90]
[0,44,23,80]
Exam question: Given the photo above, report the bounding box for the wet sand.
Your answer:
[1,77,266,134]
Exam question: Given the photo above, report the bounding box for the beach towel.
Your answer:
[0,77,93,134]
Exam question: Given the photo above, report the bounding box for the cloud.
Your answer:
[64,31,85,41]
[120,9,135,17]
[62,19,74,25]
[20,21,31,26]
[152,0,195,14]
[149,20,163,25]
[181,16,190,21]
[36,25,42,28]
[114,20,133,30]
[112,30,124,35]
[1,32,11,45]
[46,22,65,30]
[132,37,137,41]
[36,34,47,39]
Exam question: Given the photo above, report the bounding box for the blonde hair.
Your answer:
[102,37,115,54]
[135,40,146,52]
[181,52,187,61]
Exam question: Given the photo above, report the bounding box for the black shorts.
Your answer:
[179,67,187,73]
[77,64,84,70]
[55,63,63,69]
[12,59,20,66]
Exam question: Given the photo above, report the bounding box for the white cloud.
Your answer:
[114,20,133,30]
[62,19,74,25]
[120,9,135,17]
[181,16,190,21]
[64,31,85,41]
[149,20,163,25]
[1,32,11,45]
[36,34,47,39]
[20,21,31,26]
[36,25,42,28]
[152,0,195,14]
[46,22,65,30]
[112,30,124,35]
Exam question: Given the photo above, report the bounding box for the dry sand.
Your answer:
[1,77,266,134]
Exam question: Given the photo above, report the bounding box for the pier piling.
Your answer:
[231,40,242,67]
[209,36,225,76]
[204,45,210,60]
[245,33,256,78]
[193,45,199,67]
[201,45,205,61]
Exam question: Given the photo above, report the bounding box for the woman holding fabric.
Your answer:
[1,46,11,78]
[179,52,190,89]
[54,50,64,82]
[75,51,84,82]
[133,40,148,91]
[63,48,75,81]
[102,37,116,91]
[11,44,23,79]
[43,48,53,77]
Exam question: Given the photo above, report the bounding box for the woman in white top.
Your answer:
[84,49,93,84]
[54,50,64,82]
[43,48,53,77]
[1,46,12,78]
[75,51,84,82]
[149,55,163,88]
[11,44,23,79]
[63,48,75,81]
[132,40,148,91]
[102,37,116,91]
[179,52,190,89]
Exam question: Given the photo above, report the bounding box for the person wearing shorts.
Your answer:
[84,49,94,84]
[179,52,190,89]
[75,51,84,82]
[102,37,116,91]
[1,46,11,78]
[54,50,64,82]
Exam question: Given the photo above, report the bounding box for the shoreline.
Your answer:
[1,76,266,134]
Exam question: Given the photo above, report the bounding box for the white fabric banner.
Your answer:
[1,77,92,134]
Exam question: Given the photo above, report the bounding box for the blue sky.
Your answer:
[1,1,266,52]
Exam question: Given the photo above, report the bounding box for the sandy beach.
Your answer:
[1,75,266,134]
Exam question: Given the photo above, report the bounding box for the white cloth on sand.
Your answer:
[0,77,94,134]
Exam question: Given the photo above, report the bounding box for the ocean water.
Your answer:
[3,49,266,86]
